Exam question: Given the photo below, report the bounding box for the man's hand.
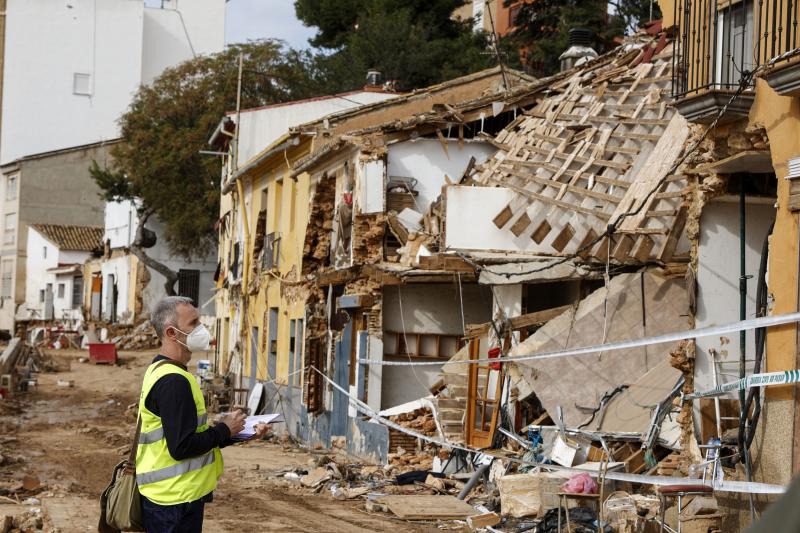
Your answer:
[253,423,272,439]
[221,409,246,436]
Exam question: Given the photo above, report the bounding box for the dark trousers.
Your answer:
[141,495,207,533]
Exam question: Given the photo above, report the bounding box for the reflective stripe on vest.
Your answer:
[136,449,216,486]
[135,361,223,505]
[138,413,208,445]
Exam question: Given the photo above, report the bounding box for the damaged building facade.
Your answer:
[213,67,538,461]
[209,10,800,528]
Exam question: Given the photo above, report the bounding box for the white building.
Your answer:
[0,0,225,331]
[21,224,103,327]
[87,200,216,325]
[0,0,226,164]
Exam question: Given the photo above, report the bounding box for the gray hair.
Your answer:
[150,296,195,339]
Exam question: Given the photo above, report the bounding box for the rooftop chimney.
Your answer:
[559,28,598,72]
[365,69,382,88]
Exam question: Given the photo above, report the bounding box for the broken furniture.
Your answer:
[557,459,609,533]
[88,343,117,364]
[657,443,721,533]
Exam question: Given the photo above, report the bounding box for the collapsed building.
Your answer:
[211,6,800,527]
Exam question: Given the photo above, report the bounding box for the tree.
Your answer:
[503,0,661,77]
[91,40,323,295]
[294,0,493,92]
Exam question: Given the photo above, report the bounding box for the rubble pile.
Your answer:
[388,408,437,436]
[110,320,159,350]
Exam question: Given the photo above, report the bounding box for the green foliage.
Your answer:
[503,0,661,77]
[92,40,323,260]
[295,0,493,91]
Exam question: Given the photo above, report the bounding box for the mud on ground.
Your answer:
[0,350,438,532]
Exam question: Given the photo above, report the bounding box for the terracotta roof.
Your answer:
[32,224,103,251]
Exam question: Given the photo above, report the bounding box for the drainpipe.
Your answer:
[738,185,756,522]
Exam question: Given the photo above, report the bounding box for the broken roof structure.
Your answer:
[455,33,693,267]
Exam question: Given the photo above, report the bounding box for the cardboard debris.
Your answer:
[467,511,501,529]
[497,472,567,518]
[380,494,479,520]
[300,468,331,488]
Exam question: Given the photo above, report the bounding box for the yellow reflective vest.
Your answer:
[135,361,223,505]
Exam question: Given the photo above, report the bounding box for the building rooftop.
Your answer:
[32,224,104,252]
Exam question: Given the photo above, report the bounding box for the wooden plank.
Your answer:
[380,495,479,520]
[551,223,575,252]
[657,207,688,261]
[611,114,691,231]
[577,228,600,260]
[510,212,532,237]
[703,150,773,174]
[493,205,514,228]
[485,178,611,221]
[499,165,622,203]
[531,220,552,244]
[465,304,573,340]
[631,235,656,262]
[501,159,632,188]
[612,234,636,262]
[417,254,475,272]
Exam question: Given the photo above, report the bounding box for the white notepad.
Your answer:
[235,413,284,439]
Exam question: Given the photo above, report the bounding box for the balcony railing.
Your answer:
[672,0,800,98]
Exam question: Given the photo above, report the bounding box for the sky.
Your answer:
[224,0,317,50]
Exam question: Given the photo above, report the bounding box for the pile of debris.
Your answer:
[110,320,159,350]
[0,340,64,399]
[388,408,438,436]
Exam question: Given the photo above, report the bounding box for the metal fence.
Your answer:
[672,0,800,97]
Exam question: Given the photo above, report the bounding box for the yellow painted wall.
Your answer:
[233,139,313,385]
[748,78,799,483]
[749,78,800,395]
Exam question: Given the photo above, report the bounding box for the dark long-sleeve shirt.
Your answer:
[144,355,231,461]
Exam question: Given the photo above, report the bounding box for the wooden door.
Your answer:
[465,339,504,448]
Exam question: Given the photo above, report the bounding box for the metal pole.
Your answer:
[739,184,757,523]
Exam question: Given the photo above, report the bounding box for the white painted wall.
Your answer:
[380,283,493,408]
[141,1,225,85]
[101,254,133,322]
[24,229,90,322]
[357,159,385,214]
[386,138,495,213]
[101,201,217,320]
[2,0,143,164]
[1,0,226,164]
[694,200,775,394]
[234,91,398,169]
[446,186,536,252]
[104,199,138,249]
[24,229,60,318]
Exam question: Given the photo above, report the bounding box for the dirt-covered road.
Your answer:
[0,349,434,532]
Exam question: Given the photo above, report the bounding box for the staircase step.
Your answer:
[437,398,465,409]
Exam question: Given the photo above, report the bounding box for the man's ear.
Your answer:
[164,326,177,340]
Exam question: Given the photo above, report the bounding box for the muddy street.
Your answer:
[0,350,436,532]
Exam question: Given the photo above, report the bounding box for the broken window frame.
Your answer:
[303,337,325,414]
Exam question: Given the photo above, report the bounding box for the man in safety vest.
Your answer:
[136,296,268,532]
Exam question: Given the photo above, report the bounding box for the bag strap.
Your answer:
[129,359,184,465]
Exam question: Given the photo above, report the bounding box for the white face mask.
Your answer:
[171,324,211,352]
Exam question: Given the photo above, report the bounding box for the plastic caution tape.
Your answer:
[686,369,800,400]
[356,312,800,367]
[310,367,786,495]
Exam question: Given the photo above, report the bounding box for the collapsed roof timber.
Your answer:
[212,21,788,531]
